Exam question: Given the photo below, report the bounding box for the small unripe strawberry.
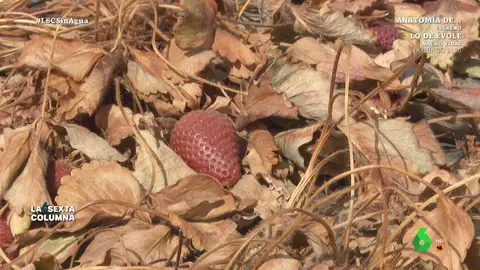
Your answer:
[170,110,241,186]
[369,22,397,52]
[46,160,72,197]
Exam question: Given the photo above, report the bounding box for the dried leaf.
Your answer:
[412,121,446,166]
[205,96,231,112]
[4,143,51,215]
[287,37,394,83]
[301,216,337,259]
[270,61,344,122]
[8,211,31,236]
[231,175,281,219]
[391,3,427,38]
[258,256,301,270]
[426,87,480,111]
[258,0,288,23]
[165,39,216,84]
[174,0,217,50]
[17,35,104,82]
[57,51,122,120]
[274,124,319,168]
[127,61,171,96]
[343,119,438,189]
[94,104,134,146]
[169,214,239,251]
[236,82,298,130]
[248,126,279,173]
[328,0,376,14]
[133,130,196,193]
[56,161,144,230]
[242,148,270,177]
[191,221,242,268]
[79,220,181,266]
[152,174,238,221]
[61,123,126,162]
[402,198,475,269]
[212,28,260,66]
[127,48,172,95]
[0,126,31,197]
[290,7,374,45]
[19,231,87,264]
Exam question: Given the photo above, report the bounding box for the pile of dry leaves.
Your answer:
[0,0,479,269]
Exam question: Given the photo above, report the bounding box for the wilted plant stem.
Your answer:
[287,41,345,209]
[343,43,355,266]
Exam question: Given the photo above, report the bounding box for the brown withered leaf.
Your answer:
[230,62,254,80]
[94,104,134,146]
[127,61,172,96]
[4,142,51,215]
[248,125,280,173]
[57,51,122,120]
[258,256,302,270]
[0,126,31,197]
[274,124,319,168]
[231,175,281,219]
[373,40,415,69]
[133,130,196,193]
[242,148,270,177]
[212,28,260,67]
[425,86,480,111]
[290,7,374,45]
[56,161,145,230]
[301,216,337,259]
[45,73,70,96]
[257,0,288,23]
[412,121,446,166]
[343,119,439,190]
[152,99,183,117]
[127,48,172,95]
[174,0,217,50]
[18,231,87,266]
[402,198,475,269]
[270,60,344,122]
[9,211,31,236]
[169,214,240,251]
[192,222,242,269]
[152,174,237,221]
[236,82,298,130]
[17,35,104,82]
[412,167,459,195]
[205,96,231,113]
[129,48,166,79]
[327,0,376,14]
[165,39,216,84]
[61,123,126,162]
[79,220,182,266]
[287,37,394,83]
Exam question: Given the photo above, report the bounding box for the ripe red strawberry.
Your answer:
[46,160,72,197]
[369,22,397,52]
[170,110,241,186]
[0,211,14,250]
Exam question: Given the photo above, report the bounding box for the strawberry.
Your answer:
[0,211,14,251]
[170,110,241,186]
[369,22,397,52]
[46,160,72,198]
